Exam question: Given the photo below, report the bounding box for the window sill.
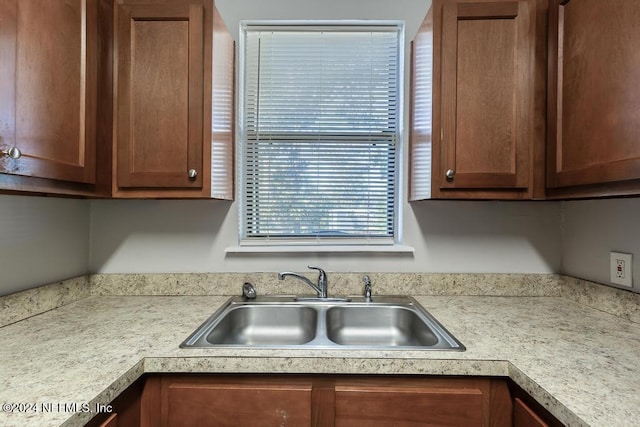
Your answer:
[225,244,415,255]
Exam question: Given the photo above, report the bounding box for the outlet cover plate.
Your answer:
[610,252,632,288]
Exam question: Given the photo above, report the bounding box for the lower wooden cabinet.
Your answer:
[98,414,119,427]
[87,374,563,427]
[85,377,145,427]
[514,398,548,427]
[334,380,486,426]
[509,383,563,427]
[158,376,313,426]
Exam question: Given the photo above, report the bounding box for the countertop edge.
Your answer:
[63,354,584,427]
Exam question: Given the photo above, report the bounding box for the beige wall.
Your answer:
[3,0,638,296]
[0,195,90,295]
[89,199,562,274]
[88,0,563,275]
[562,198,640,293]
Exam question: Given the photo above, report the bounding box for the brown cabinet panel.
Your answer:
[440,0,532,191]
[90,375,532,427]
[335,384,483,426]
[311,382,336,427]
[1,0,233,197]
[514,398,548,427]
[116,3,204,189]
[85,374,145,427]
[113,0,234,198]
[0,1,16,157]
[1,0,97,184]
[98,413,118,427]
[454,17,517,178]
[547,0,640,193]
[410,0,545,200]
[508,382,563,427]
[160,377,313,427]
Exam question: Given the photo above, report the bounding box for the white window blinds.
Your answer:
[241,24,401,243]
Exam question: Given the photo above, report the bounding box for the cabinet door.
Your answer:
[0,2,16,164]
[438,0,533,193]
[1,0,97,184]
[85,375,145,427]
[547,0,640,191]
[335,384,483,426]
[98,414,118,427]
[116,2,204,189]
[160,377,313,427]
[513,398,548,427]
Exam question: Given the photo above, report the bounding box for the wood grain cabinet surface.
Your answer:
[508,382,564,427]
[546,0,640,198]
[88,374,570,427]
[513,398,548,427]
[157,376,313,427]
[334,379,490,426]
[0,0,234,199]
[96,375,520,427]
[98,413,119,427]
[0,0,110,195]
[410,0,547,200]
[113,0,234,199]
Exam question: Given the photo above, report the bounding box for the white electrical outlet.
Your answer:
[610,252,632,288]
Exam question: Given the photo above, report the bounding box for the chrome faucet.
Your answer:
[363,275,372,301]
[278,266,328,298]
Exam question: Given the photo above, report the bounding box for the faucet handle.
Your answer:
[307,266,328,298]
[307,265,326,282]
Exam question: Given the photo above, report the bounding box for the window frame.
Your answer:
[238,21,405,247]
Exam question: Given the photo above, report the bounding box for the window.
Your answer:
[240,22,402,245]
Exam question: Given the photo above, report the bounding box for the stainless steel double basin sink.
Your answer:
[181,296,465,351]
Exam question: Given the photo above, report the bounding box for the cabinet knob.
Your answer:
[2,147,22,160]
[188,169,198,179]
[445,169,455,180]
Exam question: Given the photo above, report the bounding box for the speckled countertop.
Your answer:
[1,289,639,426]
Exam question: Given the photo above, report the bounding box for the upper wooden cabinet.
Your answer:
[0,0,104,190]
[546,0,640,198]
[410,0,547,200]
[0,0,233,198]
[113,0,234,199]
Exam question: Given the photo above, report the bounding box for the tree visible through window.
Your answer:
[240,23,402,244]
